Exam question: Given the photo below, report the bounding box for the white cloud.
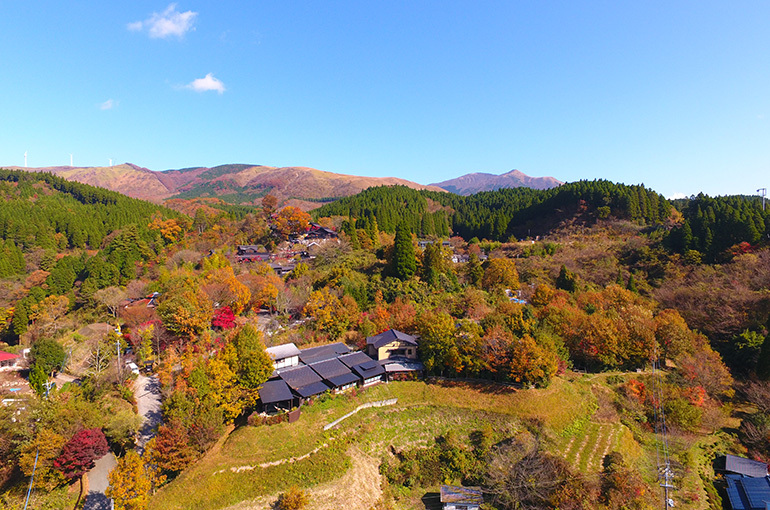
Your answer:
[99,99,116,110]
[186,73,226,94]
[668,192,688,200]
[128,4,197,39]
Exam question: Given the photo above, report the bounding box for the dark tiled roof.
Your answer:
[295,381,331,398]
[725,475,770,510]
[310,358,352,380]
[723,455,769,478]
[338,351,374,369]
[352,359,385,379]
[259,379,293,404]
[299,342,351,365]
[440,485,484,505]
[327,372,360,387]
[279,365,324,391]
[366,329,418,350]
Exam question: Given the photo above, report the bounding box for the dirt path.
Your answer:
[223,447,382,510]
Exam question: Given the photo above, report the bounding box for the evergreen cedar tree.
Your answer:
[555,265,578,292]
[30,337,67,375]
[54,428,109,481]
[391,222,417,280]
[667,193,770,262]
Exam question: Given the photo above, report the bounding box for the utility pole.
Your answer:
[758,188,767,211]
[116,331,122,384]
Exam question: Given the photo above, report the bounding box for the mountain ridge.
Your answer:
[431,169,562,195]
[5,163,446,209]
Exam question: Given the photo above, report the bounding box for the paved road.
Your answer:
[83,374,161,509]
[135,373,162,453]
[83,452,116,510]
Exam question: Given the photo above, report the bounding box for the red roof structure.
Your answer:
[0,351,19,362]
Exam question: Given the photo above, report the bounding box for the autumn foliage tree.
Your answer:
[55,428,109,481]
[273,206,311,239]
[482,257,520,292]
[106,450,161,510]
[212,306,236,329]
[157,286,213,339]
[54,428,109,505]
[201,266,251,315]
[304,288,358,339]
[277,486,309,510]
[151,419,196,474]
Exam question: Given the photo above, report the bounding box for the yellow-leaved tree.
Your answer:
[202,266,252,315]
[157,286,213,339]
[106,450,164,510]
[19,429,67,490]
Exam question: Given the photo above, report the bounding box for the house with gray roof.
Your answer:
[309,358,359,392]
[366,329,418,361]
[279,365,331,399]
[266,343,301,371]
[724,475,770,510]
[258,379,296,414]
[351,359,386,387]
[298,342,351,365]
[719,455,769,478]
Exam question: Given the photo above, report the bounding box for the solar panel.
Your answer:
[742,477,770,509]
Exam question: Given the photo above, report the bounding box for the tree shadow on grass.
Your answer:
[427,377,522,395]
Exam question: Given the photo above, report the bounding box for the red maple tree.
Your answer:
[54,428,109,481]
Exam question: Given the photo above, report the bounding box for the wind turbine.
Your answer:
[758,188,767,211]
[109,158,113,167]
[24,151,27,168]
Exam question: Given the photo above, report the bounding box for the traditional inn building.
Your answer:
[366,329,418,361]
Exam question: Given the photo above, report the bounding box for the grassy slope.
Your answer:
[151,376,644,510]
[152,371,734,510]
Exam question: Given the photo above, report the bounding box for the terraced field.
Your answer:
[553,421,629,472]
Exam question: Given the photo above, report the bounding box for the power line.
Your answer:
[23,447,39,510]
[651,350,675,509]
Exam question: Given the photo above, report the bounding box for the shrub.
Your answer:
[277,486,309,510]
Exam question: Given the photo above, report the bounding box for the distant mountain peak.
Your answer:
[431,169,562,195]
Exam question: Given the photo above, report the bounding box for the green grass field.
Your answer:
[150,376,722,510]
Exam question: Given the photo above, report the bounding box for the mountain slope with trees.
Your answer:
[0,168,768,510]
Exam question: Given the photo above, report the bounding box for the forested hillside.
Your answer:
[0,169,180,252]
[0,171,769,510]
[314,180,670,241]
[666,193,770,262]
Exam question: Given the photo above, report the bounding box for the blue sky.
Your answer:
[1,2,768,198]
